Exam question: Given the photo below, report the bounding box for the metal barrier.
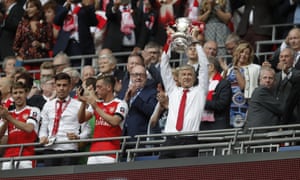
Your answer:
[2,125,300,170]
[0,136,131,169]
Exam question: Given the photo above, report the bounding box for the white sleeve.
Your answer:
[115,100,128,120]
[196,44,209,93]
[160,47,176,93]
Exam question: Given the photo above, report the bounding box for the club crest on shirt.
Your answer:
[120,107,125,114]
[32,112,37,119]
[23,113,29,120]
[109,107,116,114]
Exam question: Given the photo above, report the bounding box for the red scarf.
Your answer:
[206,72,222,101]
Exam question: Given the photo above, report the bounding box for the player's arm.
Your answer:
[91,100,128,127]
[78,101,93,123]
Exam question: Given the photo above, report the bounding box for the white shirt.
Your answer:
[160,44,209,133]
[39,96,90,151]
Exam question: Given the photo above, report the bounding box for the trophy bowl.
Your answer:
[171,17,192,53]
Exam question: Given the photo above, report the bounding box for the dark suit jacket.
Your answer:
[245,86,284,129]
[0,3,24,60]
[27,95,47,111]
[275,69,300,124]
[236,0,281,37]
[123,84,157,137]
[200,79,232,131]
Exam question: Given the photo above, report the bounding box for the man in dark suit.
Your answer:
[0,0,24,60]
[245,67,285,130]
[275,48,300,125]
[53,0,98,66]
[200,57,232,131]
[123,65,158,138]
[117,54,162,99]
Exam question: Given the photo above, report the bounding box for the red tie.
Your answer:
[51,100,64,136]
[176,89,189,131]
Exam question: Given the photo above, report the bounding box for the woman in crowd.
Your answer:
[13,0,53,60]
[223,42,260,127]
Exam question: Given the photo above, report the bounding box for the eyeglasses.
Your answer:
[53,63,67,68]
[130,73,146,77]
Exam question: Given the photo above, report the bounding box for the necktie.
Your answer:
[176,89,189,131]
[51,100,64,136]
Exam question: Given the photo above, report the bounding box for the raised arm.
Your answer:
[196,44,209,92]
[160,40,176,93]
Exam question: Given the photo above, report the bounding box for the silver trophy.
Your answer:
[171,17,192,53]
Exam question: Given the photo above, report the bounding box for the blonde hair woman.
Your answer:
[223,42,260,127]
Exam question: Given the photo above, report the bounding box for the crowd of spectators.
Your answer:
[1,0,300,170]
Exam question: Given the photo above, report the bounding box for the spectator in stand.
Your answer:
[43,0,59,46]
[0,0,24,60]
[138,0,159,53]
[81,65,95,84]
[203,40,218,58]
[53,0,98,66]
[97,52,119,77]
[142,41,162,71]
[24,76,56,112]
[271,28,300,71]
[159,31,208,159]
[222,42,260,128]
[199,0,232,56]
[11,67,27,82]
[275,48,300,125]
[233,0,281,54]
[15,72,38,97]
[0,82,41,170]
[186,42,202,73]
[219,34,261,69]
[97,49,124,93]
[2,56,17,79]
[39,72,90,167]
[244,67,285,129]
[102,0,144,61]
[77,75,128,164]
[53,52,71,74]
[201,56,232,130]
[39,76,56,102]
[13,0,53,61]
[117,54,144,99]
[275,0,300,39]
[40,61,55,79]
[62,67,82,98]
[117,52,162,99]
[221,33,240,66]
[123,65,158,143]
